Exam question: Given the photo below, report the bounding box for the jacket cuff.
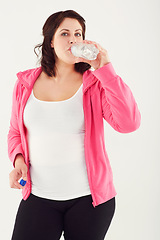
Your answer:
[9,145,25,168]
[92,62,117,83]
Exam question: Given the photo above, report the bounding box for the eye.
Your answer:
[76,33,81,37]
[61,32,68,36]
[61,32,82,37]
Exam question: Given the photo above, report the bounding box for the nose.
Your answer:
[69,35,77,45]
[69,40,76,45]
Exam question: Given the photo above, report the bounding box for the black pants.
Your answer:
[11,193,116,240]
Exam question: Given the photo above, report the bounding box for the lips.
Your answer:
[67,48,72,54]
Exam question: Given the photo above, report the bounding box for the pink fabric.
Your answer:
[7,63,141,207]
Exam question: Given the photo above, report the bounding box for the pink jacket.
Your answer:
[7,62,141,207]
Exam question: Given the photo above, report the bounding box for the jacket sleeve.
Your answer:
[92,62,141,133]
[7,79,25,168]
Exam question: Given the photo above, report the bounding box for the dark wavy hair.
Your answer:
[34,10,91,77]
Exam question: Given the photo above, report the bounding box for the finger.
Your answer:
[82,39,91,43]
[13,183,20,189]
[10,182,21,189]
[21,170,27,181]
[82,40,100,51]
[87,41,103,51]
[14,181,23,189]
[92,42,103,51]
[82,39,94,45]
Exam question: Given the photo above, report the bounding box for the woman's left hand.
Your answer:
[75,40,111,70]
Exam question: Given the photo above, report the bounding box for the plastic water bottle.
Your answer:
[71,42,99,60]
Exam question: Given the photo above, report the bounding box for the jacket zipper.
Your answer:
[20,86,32,199]
[83,80,98,207]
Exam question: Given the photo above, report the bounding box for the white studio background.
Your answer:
[0,0,159,239]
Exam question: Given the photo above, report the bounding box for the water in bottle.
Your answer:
[71,42,99,60]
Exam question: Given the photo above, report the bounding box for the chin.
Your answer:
[56,52,77,65]
[63,57,77,65]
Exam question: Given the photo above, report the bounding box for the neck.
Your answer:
[54,61,76,83]
[42,60,82,84]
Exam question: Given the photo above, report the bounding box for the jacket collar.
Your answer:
[16,66,97,93]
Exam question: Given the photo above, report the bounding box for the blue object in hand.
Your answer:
[20,179,27,186]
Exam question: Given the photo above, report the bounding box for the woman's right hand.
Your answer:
[9,154,28,189]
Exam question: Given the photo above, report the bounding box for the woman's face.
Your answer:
[51,18,83,64]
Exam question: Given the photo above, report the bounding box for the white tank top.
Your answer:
[23,83,91,200]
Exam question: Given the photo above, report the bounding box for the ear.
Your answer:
[51,41,54,48]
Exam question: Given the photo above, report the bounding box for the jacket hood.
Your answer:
[16,66,97,92]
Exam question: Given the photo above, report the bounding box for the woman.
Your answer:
[7,10,141,240]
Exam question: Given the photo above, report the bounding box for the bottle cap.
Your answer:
[20,179,27,186]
